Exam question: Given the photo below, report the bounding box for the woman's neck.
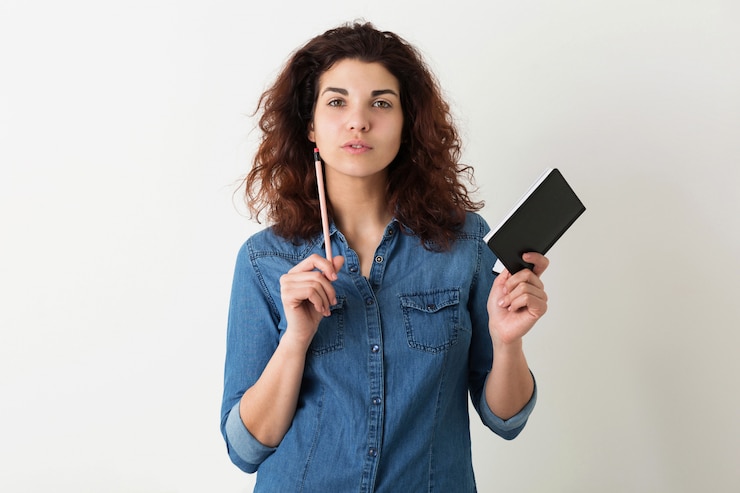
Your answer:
[327,174,392,276]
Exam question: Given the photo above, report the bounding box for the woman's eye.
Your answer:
[327,99,345,107]
[373,100,391,109]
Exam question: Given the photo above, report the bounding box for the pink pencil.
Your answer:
[314,148,332,261]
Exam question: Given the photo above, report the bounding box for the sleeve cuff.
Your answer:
[225,401,277,471]
[479,373,537,440]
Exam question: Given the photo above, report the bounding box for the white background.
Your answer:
[1,1,739,492]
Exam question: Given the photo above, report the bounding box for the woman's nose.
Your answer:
[347,108,370,131]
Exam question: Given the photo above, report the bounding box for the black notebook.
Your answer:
[484,168,586,274]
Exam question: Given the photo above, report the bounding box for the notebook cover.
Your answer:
[485,168,586,273]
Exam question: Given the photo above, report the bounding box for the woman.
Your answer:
[221,22,549,492]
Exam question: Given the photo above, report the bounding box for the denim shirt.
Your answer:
[221,212,536,492]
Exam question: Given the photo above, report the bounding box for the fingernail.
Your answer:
[498,298,505,307]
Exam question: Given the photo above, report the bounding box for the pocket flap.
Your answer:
[399,289,460,313]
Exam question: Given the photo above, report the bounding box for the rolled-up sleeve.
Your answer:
[220,239,282,473]
[224,402,277,473]
[478,373,537,440]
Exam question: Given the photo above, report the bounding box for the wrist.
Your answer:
[279,329,314,356]
[491,334,524,355]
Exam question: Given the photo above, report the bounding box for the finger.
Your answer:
[497,282,548,311]
[281,273,335,313]
[332,255,345,277]
[504,269,544,295]
[522,252,549,277]
[303,285,333,316]
[502,277,548,311]
[289,254,340,281]
[507,291,548,317]
[493,267,511,293]
[507,281,548,304]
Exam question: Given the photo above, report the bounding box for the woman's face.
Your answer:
[309,59,403,185]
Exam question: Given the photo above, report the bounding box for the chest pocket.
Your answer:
[399,288,461,353]
[309,295,346,356]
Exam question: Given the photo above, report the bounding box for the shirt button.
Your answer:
[371,344,380,353]
[365,298,375,306]
[349,265,359,273]
[374,255,383,263]
[427,304,437,311]
[372,397,382,405]
[368,448,378,457]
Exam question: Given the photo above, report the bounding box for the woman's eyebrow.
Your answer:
[321,87,348,96]
[320,87,399,97]
[371,89,399,97]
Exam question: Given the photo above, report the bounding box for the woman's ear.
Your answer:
[307,121,315,143]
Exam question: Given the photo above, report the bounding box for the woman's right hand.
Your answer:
[279,254,345,346]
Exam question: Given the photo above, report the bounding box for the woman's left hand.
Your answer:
[487,252,549,347]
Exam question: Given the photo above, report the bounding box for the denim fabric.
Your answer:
[221,212,536,492]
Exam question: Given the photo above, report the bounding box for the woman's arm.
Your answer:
[238,254,344,447]
[484,252,548,419]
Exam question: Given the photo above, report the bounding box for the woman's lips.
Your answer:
[342,141,372,154]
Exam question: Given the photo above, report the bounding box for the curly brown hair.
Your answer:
[244,21,483,251]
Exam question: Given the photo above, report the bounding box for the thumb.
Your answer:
[490,269,510,307]
[493,268,510,291]
[332,255,345,274]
